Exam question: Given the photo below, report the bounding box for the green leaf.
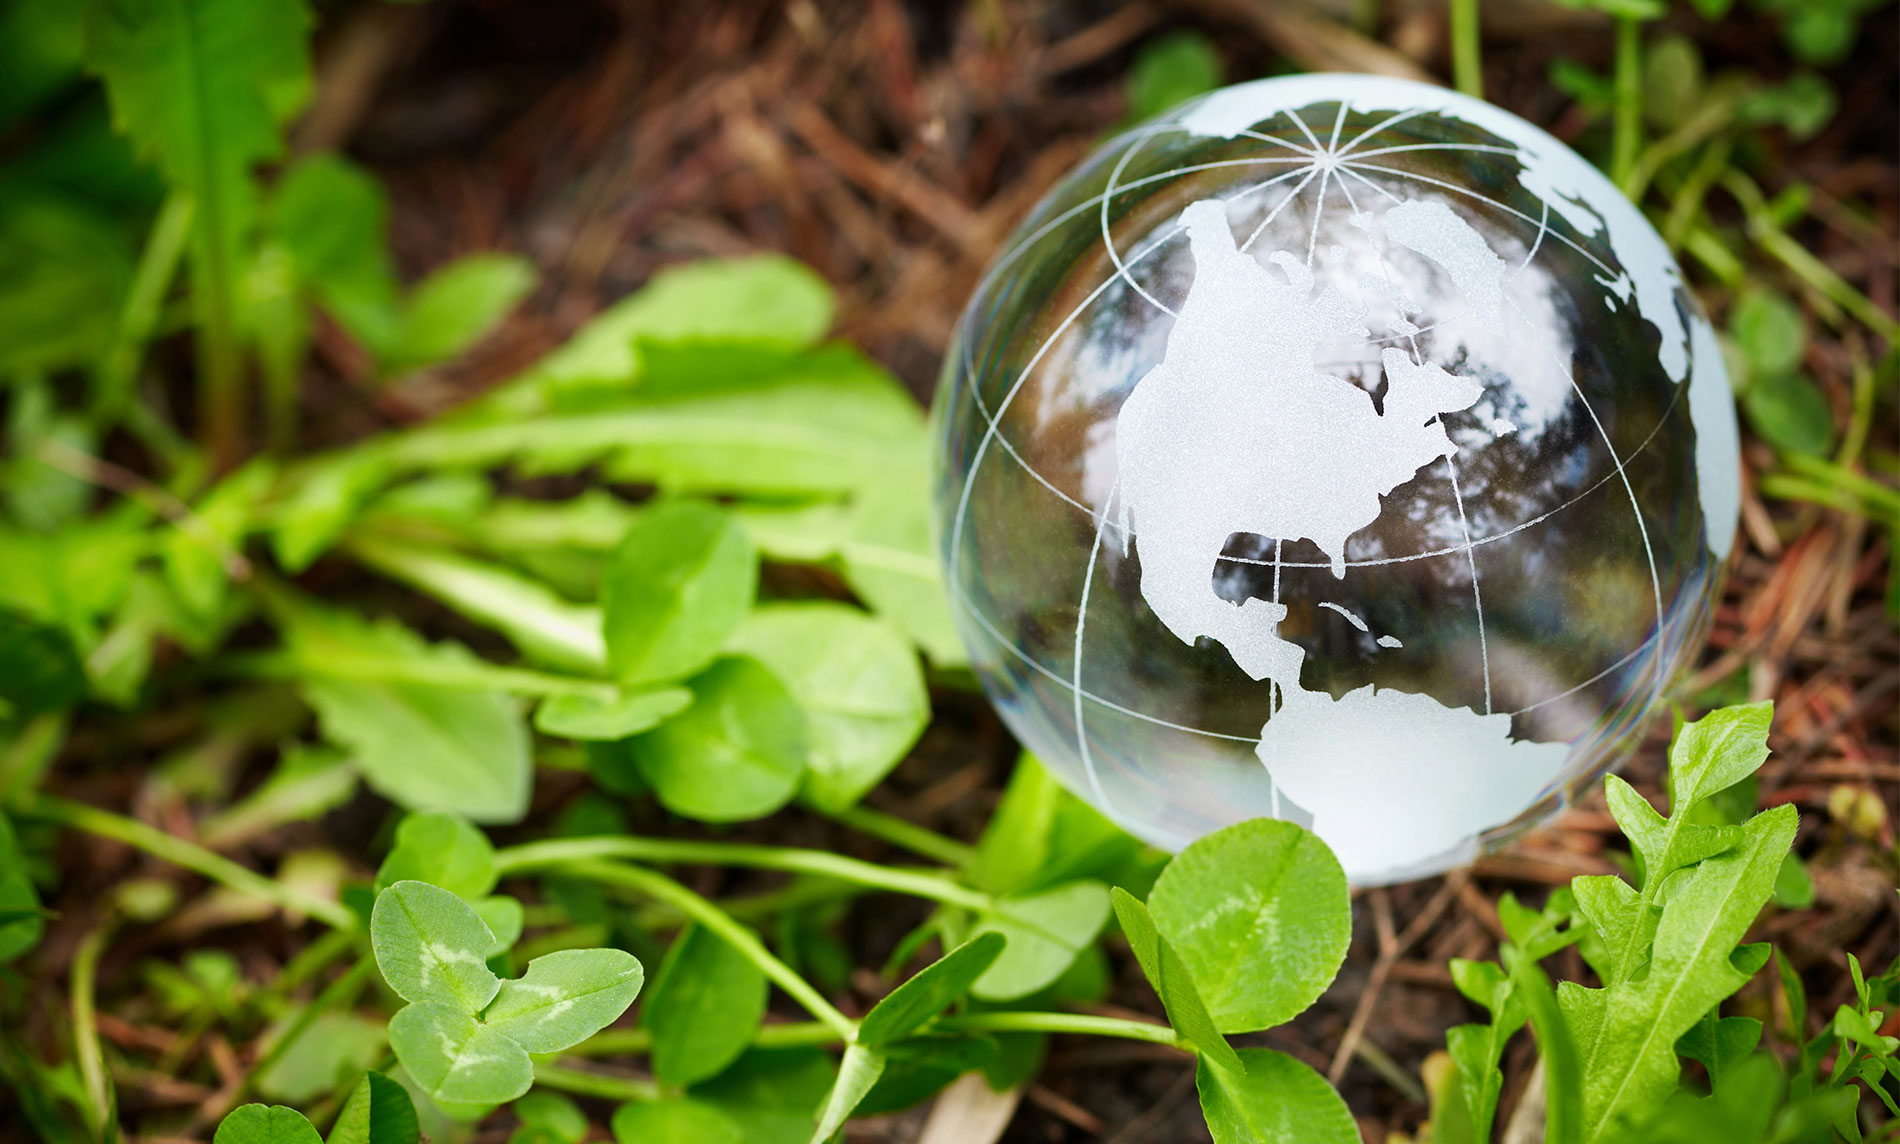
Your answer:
[692,1048,836,1144]
[1196,1049,1359,1144]
[268,153,401,355]
[732,602,928,813]
[480,947,644,1053]
[602,500,756,686]
[298,613,531,824]
[1111,888,1241,1073]
[963,754,1062,895]
[85,0,312,323]
[376,812,497,899]
[1560,804,1798,1142]
[1127,31,1222,122]
[860,934,1006,1047]
[856,1034,996,1115]
[533,687,691,741]
[1146,819,1350,1034]
[506,1092,586,1144]
[970,881,1111,1001]
[0,813,45,962]
[348,535,605,672]
[326,1071,419,1144]
[809,1042,884,1144]
[370,881,501,1012]
[609,1099,744,1144]
[0,609,86,715]
[272,451,396,573]
[509,254,834,395]
[199,744,358,848]
[631,656,807,823]
[641,923,767,1088]
[1742,373,1835,457]
[470,896,523,956]
[391,345,924,500]
[1676,1014,1763,1088]
[214,1105,322,1144]
[255,1011,386,1103]
[1605,776,1741,888]
[386,253,535,375]
[386,1000,533,1107]
[1669,703,1775,812]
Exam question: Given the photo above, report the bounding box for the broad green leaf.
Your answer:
[255,1011,385,1103]
[602,500,755,686]
[1742,373,1835,457]
[0,195,133,378]
[970,881,1111,1001]
[268,153,401,355]
[693,1048,836,1144]
[1605,776,1740,887]
[833,460,961,666]
[85,0,311,338]
[860,934,1006,1047]
[387,1000,532,1107]
[6,377,99,531]
[962,753,1061,895]
[0,609,86,716]
[1127,30,1222,121]
[1676,1014,1763,1088]
[809,1042,884,1144]
[272,451,395,573]
[1668,704,1774,816]
[507,1092,586,1144]
[376,812,497,898]
[1196,1049,1359,1144]
[1729,289,1805,380]
[387,253,535,375]
[1443,959,1530,1143]
[296,611,531,824]
[326,1071,419,1144]
[533,687,690,741]
[732,602,927,813]
[631,656,806,822]
[370,881,501,1012]
[214,1105,322,1144]
[642,923,767,1088]
[391,345,923,499]
[0,813,45,961]
[509,254,834,395]
[480,947,644,1053]
[348,535,605,671]
[1111,888,1241,1074]
[609,1099,743,1144]
[1560,804,1798,1143]
[1146,819,1349,1033]
[1833,1004,1900,1057]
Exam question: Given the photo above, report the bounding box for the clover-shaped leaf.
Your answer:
[483,948,645,1053]
[388,1000,533,1107]
[375,812,497,899]
[213,1105,321,1144]
[1147,819,1348,1034]
[371,881,501,1013]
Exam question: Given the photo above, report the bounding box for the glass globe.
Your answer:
[931,75,1741,883]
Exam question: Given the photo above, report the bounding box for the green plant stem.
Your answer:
[1449,0,1482,99]
[263,928,357,1003]
[830,804,975,866]
[71,918,117,1142]
[565,859,858,1040]
[1506,946,1582,1144]
[575,1021,845,1058]
[96,190,194,429]
[23,795,358,931]
[494,837,993,912]
[1723,171,1900,343]
[190,204,246,472]
[1663,138,1732,252]
[937,1011,1189,1050]
[1611,18,1644,194]
[532,1062,663,1103]
[1837,346,1877,470]
[228,955,374,1111]
[1624,91,1739,204]
[0,712,66,803]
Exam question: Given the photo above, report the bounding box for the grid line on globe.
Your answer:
[932,75,1739,884]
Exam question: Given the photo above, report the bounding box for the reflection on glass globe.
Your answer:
[931,75,1741,884]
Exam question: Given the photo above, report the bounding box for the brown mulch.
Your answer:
[27,1,1900,1142]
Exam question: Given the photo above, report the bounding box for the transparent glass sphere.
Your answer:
[931,76,1741,883]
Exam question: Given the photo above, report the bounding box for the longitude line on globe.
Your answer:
[1071,480,1123,815]
[1103,132,1179,318]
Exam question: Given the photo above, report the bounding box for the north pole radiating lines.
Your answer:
[948,98,1675,745]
